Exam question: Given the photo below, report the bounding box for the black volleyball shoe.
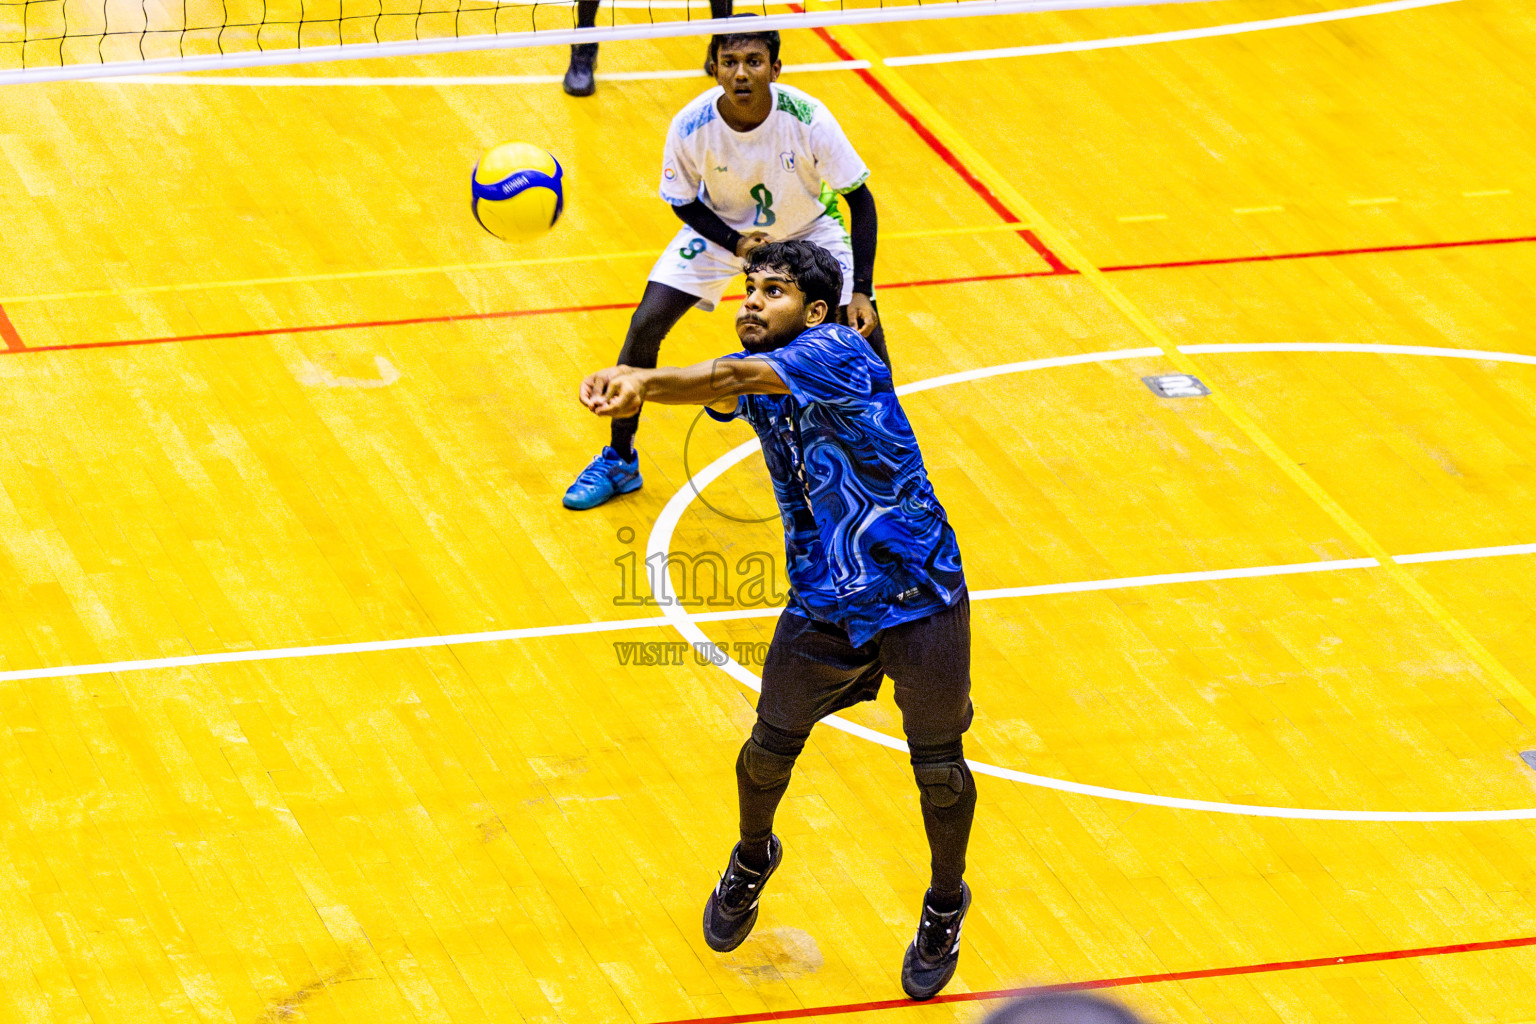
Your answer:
[562,43,597,97]
[900,882,971,1000]
[702,836,783,952]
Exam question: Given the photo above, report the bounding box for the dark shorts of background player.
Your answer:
[755,588,972,746]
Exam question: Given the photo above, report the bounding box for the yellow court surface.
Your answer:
[3,0,1536,1021]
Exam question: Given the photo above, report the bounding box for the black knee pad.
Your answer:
[751,720,808,757]
[738,737,798,790]
[909,739,971,809]
[913,761,969,808]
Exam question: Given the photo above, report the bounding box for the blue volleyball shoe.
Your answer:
[563,446,642,510]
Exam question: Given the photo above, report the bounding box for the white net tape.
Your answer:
[0,0,1203,85]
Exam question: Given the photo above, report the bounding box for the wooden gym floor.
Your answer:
[3,0,1536,1020]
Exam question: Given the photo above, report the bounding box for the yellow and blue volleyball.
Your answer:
[472,142,564,242]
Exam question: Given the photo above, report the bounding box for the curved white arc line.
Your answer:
[0,344,1526,714]
[0,0,1207,86]
[651,346,1536,822]
[689,436,765,493]
[966,761,1536,821]
[884,0,1464,67]
[647,437,769,694]
[894,347,1160,395]
[1181,342,1536,366]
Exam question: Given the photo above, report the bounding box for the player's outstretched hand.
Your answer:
[735,231,772,259]
[580,367,646,417]
[846,292,879,338]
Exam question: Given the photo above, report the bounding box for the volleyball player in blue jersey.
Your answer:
[562,19,887,511]
[579,240,975,1001]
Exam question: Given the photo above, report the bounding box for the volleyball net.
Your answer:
[0,0,1202,84]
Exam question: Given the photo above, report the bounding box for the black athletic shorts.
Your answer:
[754,589,973,747]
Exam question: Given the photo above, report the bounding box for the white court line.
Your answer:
[885,0,1464,66]
[1180,342,1536,366]
[0,555,1408,683]
[0,606,790,683]
[974,558,1380,600]
[649,343,1536,822]
[1397,542,1536,565]
[6,344,1536,820]
[107,59,866,86]
[0,341,1531,688]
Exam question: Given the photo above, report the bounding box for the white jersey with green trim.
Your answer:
[658,82,870,238]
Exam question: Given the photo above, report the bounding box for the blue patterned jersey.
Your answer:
[706,323,965,646]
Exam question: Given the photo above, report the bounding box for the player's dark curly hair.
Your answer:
[744,240,843,314]
[707,14,781,69]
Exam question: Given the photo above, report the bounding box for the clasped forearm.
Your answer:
[630,363,725,406]
[632,357,783,406]
[706,358,760,398]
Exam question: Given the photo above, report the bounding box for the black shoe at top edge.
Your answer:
[563,43,597,97]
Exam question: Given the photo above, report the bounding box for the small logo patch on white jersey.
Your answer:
[780,151,796,171]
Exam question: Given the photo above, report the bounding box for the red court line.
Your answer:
[805,21,1073,276]
[718,267,1069,303]
[6,270,1077,355]
[1098,233,1536,273]
[0,304,25,350]
[6,301,638,355]
[7,233,1535,355]
[879,267,1073,289]
[808,23,1536,283]
[649,933,1536,1024]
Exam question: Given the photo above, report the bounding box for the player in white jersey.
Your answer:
[563,17,888,511]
